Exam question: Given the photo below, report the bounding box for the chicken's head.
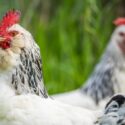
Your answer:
[0,10,34,71]
[111,18,125,55]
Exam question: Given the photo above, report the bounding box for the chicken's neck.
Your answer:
[0,48,48,98]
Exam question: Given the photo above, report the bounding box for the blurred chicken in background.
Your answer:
[53,18,125,110]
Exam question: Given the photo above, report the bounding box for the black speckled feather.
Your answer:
[11,39,48,98]
[81,54,120,104]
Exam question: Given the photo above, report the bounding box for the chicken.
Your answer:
[96,94,125,125]
[0,10,100,125]
[53,18,125,110]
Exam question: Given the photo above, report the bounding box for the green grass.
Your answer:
[0,0,122,94]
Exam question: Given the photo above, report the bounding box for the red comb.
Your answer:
[0,10,21,36]
[113,18,125,26]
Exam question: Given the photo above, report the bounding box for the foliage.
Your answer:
[0,0,123,94]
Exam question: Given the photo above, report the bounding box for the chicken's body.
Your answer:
[53,22,125,110]
[0,10,100,125]
[0,94,98,125]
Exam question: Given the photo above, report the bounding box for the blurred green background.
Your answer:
[0,0,125,94]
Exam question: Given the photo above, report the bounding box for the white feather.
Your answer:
[0,94,100,125]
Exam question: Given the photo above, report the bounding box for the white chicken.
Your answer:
[53,18,125,110]
[0,10,100,125]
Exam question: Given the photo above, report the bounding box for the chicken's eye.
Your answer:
[119,32,124,37]
[8,31,19,37]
